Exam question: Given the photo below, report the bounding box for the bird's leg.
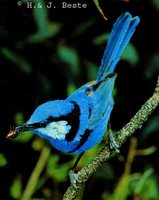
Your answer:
[72,152,84,171]
[69,153,84,187]
[108,122,120,153]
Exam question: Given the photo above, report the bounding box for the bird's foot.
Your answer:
[108,130,120,153]
[69,169,80,188]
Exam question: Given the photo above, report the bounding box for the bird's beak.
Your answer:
[6,123,33,139]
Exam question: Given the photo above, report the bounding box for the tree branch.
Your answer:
[62,76,159,200]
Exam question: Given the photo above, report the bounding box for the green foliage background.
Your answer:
[0,0,159,199]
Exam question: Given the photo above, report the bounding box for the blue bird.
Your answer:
[7,12,140,155]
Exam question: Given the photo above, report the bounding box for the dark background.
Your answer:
[0,0,159,199]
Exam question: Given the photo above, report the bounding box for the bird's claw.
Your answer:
[69,169,80,188]
[108,130,120,153]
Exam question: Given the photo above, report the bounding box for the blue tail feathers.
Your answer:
[96,12,140,81]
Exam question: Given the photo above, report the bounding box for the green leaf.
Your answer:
[93,33,109,45]
[93,0,107,20]
[134,168,159,199]
[10,177,22,199]
[47,155,59,168]
[51,164,70,182]
[121,43,139,65]
[15,131,33,143]
[67,82,77,96]
[47,155,71,182]
[144,177,159,199]
[28,22,61,42]
[134,168,153,194]
[14,112,24,125]
[0,48,32,75]
[0,153,7,167]
[28,0,61,42]
[93,35,139,66]
[102,192,114,200]
[144,52,159,79]
[58,45,80,77]
[152,0,159,11]
[141,116,159,139]
[73,18,95,36]
[84,60,98,80]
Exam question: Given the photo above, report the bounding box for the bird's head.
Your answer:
[6,100,77,140]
